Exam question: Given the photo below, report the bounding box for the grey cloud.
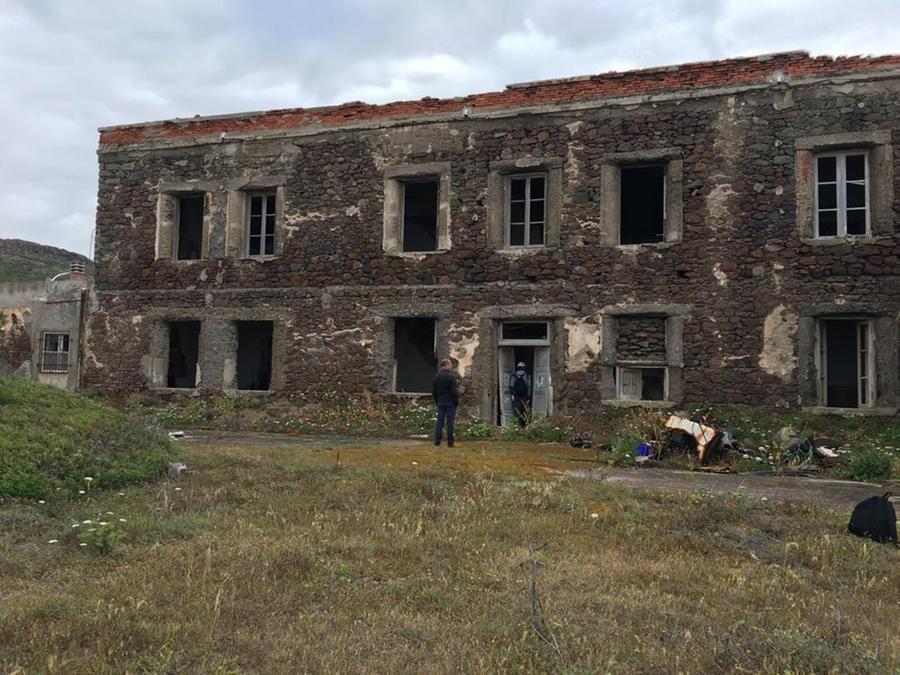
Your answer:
[0,0,897,255]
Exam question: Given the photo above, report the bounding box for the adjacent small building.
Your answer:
[0,263,91,389]
[84,51,900,419]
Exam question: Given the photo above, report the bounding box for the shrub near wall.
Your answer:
[0,377,171,500]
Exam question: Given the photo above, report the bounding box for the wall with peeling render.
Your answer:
[87,66,900,414]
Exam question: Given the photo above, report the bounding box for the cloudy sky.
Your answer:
[1,0,898,256]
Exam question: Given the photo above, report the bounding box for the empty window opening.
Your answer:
[402,181,438,252]
[167,321,200,388]
[40,332,70,374]
[616,367,666,401]
[816,152,868,237]
[236,321,273,391]
[501,321,549,342]
[620,165,665,245]
[819,319,873,408]
[176,194,204,260]
[394,318,437,393]
[247,193,276,256]
[507,174,546,247]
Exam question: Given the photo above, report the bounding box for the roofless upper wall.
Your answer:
[98,51,900,146]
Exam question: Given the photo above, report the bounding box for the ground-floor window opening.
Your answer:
[394,317,437,393]
[40,332,70,373]
[819,318,873,408]
[236,321,273,391]
[616,366,667,401]
[167,320,200,388]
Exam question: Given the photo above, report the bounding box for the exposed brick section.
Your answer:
[98,52,900,145]
[617,317,667,362]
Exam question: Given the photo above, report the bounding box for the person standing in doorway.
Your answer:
[432,359,459,447]
[510,361,532,428]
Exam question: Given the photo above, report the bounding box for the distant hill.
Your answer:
[0,239,94,283]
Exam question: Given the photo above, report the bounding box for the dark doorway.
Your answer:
[824,320,859,408]
[402,181,438,252]
[167,321,200,388]
[236,321,273,391]
[394,318,437,393]
[177,194,204,260]
[620,165,665,245]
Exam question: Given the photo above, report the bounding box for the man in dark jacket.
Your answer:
[432,359,459,447]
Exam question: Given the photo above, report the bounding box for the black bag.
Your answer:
[512,373,529,396]
[848,493,897,544]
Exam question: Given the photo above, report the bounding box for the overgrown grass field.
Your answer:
[2,438,897,673]
[0,378,171,499]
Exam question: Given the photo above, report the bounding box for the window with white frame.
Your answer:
[506,174,546,247]
[247,192,276,256]
[815,152,869,237]
[41,332,70,374]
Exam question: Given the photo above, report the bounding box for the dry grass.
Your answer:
[1,440,898,674]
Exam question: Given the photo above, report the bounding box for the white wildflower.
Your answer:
[38,500,46,504]
[84,477,93,482]
[98,521,109,526]
[79,542,87,547]
[78,490,86,494]
[118,518,127,523]
[82,520,92,524]
[48,539,59,544]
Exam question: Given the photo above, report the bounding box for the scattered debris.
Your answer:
[168,431,185,439]
[167,462,188,477]
[848,493,897,544]
[569,431,593,449]
[664,415,721,463]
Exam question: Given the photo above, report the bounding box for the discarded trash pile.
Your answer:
[574,412,848,471]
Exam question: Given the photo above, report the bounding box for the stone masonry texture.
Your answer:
[86,51,900,418]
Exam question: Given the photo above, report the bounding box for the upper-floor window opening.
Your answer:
[506,174,546,247]
[247,192,276,257]
[402,180,439,252]
[815,151,869,237]
[620,165,665,245]
[176,193,204,260]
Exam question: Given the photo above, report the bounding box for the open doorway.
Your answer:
[819,318,873,408]
[497,321,551,426]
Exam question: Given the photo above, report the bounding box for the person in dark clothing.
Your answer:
[510,361,532,428]
[432,359,458,447]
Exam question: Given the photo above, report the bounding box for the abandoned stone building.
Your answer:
[85,51,900,422]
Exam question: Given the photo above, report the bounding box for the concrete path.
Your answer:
[569,467,890,511]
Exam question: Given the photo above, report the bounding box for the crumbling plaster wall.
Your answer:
[86,73,900,413]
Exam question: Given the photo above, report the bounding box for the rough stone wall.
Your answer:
[616,317,667,362]
[87,72,900,415]
[0,307,31,373]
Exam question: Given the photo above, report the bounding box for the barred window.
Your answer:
[41,332,70,373]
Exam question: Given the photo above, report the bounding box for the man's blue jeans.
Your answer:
[435,404,456,446]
